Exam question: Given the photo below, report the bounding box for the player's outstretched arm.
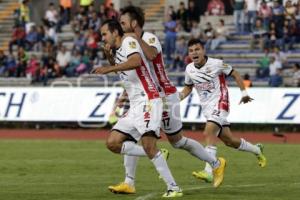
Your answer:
[91,53,142,74]
[179,85,193,101]
[230,70,254,104]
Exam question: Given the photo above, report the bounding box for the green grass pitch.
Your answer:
[0,140,299,200]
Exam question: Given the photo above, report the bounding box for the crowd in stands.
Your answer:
[0,0,121,85]
[0,0,299,87]
[163,0,300,87]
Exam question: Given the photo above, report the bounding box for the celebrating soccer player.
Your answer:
[180,38,267,183]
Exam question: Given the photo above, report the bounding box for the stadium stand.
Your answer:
[0,0,299,87]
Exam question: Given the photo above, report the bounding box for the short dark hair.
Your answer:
[121,6,145,28]
[187,38,204,47]
[295,63,300,70]
[101,19,124,37]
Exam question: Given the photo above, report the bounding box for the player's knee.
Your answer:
[106,138,122,153]
[171,137,188,149]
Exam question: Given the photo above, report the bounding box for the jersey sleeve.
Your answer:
[122,37,141,58]
[184,69,194,86]
[144,33,161,53]
[219,60,233,76]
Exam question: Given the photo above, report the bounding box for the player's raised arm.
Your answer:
[91,53,141,74]
[136,36,158,61]
[179,84,193,100]
[230,70,254,104]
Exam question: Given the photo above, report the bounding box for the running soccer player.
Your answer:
[180,38,267,183]
[107,5,226,193]
[92,19,182,198]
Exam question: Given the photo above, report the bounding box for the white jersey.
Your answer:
[142,32,177,96]
[114,36,160,101]
[184,57,233,112]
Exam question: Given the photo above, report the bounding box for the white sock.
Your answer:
[124,155,138,186]
[204,145,217,174]
[238,138,261,155]
[121,141,147,156]
[151,151,179,191]
[174,137,219,169]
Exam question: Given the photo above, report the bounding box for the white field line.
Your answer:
[134,182,300,200]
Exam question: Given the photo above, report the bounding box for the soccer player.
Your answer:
[91,19,183,198]
[180,38,267,183]
[107,5,226,194]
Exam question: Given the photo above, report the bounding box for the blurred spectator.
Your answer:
[73,31,87,54]
[267,21,284,50]
[26,54,39,80]
[66,50,81,77]
[245,0,258,32]
[86,28,99,59]
[269,68,283,87]
[256,48,270,78]
[295,3,300,22]
[36,25,45,51]
[89,11,101,31]
[250,18,267,50]
[166,5,177,21]
[171,36,187,71]
[203,22,215,50]
[258,0,272,30]
[98,4,107,21]
[285,18,300,50]
[59,0,72,24]
[272,0,285,28]
[44,24,57,44]
[292,63,300,86]
[19,0,30,25]
[269,56,282,76]
[55,46,71,76]
[271,46,288,67]
[24,25,38,51]
[80,0,94,13]
[206,0,225,16]
[284,0,297,20]
[44,3,59,28]
[6,53,17,77]
[9,25,26,53]
[16,47,29,77]
[106,3,119,19]
[0,50,7,76]
[87,4,96,19]
[164,15,177,66]
[190,20,201,39]
[187,0,200,23]
[243,73,253,87]
[211,19,228,50]
[176,1,189,32]
[232,0,246,34]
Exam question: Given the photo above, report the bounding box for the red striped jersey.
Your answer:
[114,36,160,101]
[142,32,177,96]
[184,57,233,111]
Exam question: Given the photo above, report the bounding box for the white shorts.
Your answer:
[112,98,162,142]
[203,102,230,132]
[161,92,183,135]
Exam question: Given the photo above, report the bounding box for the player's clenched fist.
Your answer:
[239,95,254,104]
